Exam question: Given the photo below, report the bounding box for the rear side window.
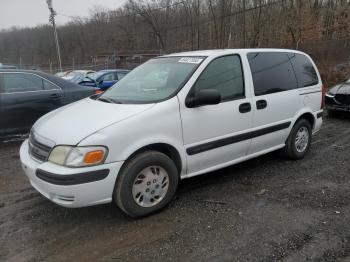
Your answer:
[288,53,319,87]
[43,79,59,90]
[248,52,297,96]
[117,72,128,80]
[3,73,44,93]
[193,55,244,101]
[101,73,117,81]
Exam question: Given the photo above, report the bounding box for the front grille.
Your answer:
[28,133,52,162]
[335,94,350,105]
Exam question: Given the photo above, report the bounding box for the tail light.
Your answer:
[95,89,103,95]
[321,84,325,109]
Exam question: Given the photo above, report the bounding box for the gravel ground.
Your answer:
[1,116,350,262]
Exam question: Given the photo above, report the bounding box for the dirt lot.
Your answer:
[1,116,350,262]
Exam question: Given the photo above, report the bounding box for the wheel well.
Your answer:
[128,143,182,175]
[297,112,315,129]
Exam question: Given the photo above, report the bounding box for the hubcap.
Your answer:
[295,126,309,153]
[132,166,169,207]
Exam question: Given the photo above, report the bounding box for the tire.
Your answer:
[114,150,179,218]
[282,119,312,160]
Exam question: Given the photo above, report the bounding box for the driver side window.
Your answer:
[193,55,245,101]
[101,73,116,81]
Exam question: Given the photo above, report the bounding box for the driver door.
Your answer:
[99,72,118,90]
[0,72,63,135]
[179,55,253,175]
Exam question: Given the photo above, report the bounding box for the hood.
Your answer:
[330,82,350,95]
[33,98,154,145]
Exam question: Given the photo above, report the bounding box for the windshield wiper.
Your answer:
[97,97,123,104]
[97,97,113,103]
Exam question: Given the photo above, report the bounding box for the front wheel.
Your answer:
[282,119,312,160]
[114,151,179,218]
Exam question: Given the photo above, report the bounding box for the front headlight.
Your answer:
[48,145,108,167]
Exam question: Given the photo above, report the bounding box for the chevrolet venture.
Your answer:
[20,49,324,217]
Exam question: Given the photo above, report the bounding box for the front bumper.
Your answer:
[326,104,350,112]
[325,94,350,112]
[20,139,124,208]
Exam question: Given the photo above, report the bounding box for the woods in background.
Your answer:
[0,0,349,85]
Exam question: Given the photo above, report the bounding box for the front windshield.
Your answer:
[99,56,205,103]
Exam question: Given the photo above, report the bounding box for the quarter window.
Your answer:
[3,73,44,93]
[288,53,319,87]
[248,52,298,96]
[192,55,245,101]
[43,79,59,90]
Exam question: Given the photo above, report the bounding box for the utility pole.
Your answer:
[243,0,246,48]
[227,32,232,48]
[47,0,62,72]
[197,0,200,50]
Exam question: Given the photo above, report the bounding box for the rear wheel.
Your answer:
[282,119,312,160]
[114,151,179,218]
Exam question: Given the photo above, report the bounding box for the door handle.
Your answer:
[239,102,251,113]
[256,100,267,110]
[49,93,62,99]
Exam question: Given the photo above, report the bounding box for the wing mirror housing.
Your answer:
[97,80,104,87]
[186,89,221,108]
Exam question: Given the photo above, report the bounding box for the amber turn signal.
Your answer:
[84,150,105,164]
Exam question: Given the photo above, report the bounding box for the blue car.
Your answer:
[79,69,130,91]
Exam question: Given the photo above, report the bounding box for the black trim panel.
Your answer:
[299,90,321,95]
[186,122,291,155]
[250,122,291,139]
[36,169,109,186]
[317,112,323,118]
[326,105,350,112]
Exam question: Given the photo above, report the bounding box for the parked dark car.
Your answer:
[79,69,130,91]
[0,70,95,137]
[325,78,350,116]
[334,63,350,72]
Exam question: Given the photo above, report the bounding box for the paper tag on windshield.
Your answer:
[178,57,203,64]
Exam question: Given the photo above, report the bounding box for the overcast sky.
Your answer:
[0,0,126,30]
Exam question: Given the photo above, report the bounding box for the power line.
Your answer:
[55,0,285,41]
[167,0,285,31]
[90,0,285,39]
[56,1,188,21]
[56,12,82,20]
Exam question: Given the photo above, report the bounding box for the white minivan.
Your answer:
[20,49,324,217]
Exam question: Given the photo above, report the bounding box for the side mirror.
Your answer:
[98,80,104,87]
[186,89,221,108]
